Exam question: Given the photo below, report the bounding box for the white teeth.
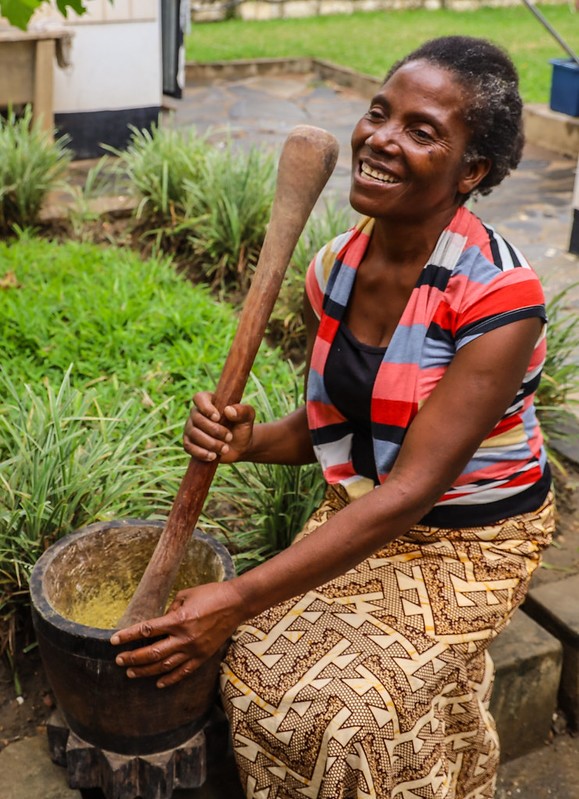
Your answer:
[361,162,399,183]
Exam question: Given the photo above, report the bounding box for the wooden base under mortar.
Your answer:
[46,705,230,799]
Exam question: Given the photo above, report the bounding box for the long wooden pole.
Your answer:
[118,125,339,627]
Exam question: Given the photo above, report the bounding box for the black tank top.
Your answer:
[324,323,386,484]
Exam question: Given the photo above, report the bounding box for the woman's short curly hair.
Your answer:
[385,36,525,198]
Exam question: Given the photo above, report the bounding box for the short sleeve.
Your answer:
[454,266,547,351]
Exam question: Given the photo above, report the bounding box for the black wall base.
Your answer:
[570,207,579,256]
[55,106,161,160]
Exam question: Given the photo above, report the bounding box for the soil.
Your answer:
[0,615,55,750]
[1,458,578,754]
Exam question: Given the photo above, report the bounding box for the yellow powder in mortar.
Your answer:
[69,581,135,629]
[67,579,180,629]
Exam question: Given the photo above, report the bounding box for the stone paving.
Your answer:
[2,68,579,799]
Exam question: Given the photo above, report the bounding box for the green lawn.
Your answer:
[185,5,579,104]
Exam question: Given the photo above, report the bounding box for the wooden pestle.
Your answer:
[117,125,339,627]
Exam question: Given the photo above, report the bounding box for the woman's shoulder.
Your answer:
[450,206,539,280]
[305,217,373,315]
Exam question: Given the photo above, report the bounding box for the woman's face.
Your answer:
[349,60,485,223]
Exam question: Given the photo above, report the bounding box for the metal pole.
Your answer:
[521,0,579,67]
[570,156,579,255]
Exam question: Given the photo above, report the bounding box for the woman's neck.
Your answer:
[367,205,460,267]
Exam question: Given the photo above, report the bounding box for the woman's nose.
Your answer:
[366,121,401,152]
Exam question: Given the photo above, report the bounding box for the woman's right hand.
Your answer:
[183,391,256,464]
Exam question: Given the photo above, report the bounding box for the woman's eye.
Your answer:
[412,128,434,142]
[365,107,384,121]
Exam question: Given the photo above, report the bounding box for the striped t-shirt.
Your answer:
[305,205,551,526]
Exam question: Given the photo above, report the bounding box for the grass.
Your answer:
[0,232,288,412]
[185,5,579,104]
[0,233,298,650]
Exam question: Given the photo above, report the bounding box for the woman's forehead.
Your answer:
[383,59,465,95]
[377,60,469,119]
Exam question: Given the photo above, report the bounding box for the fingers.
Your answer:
[110,617,166,646]
[111,621,205,688]
[183,393,231,461]
[183,392,255,462]
[111,622,188,673]
[183,413,232,461]
[156,659,198,688]
[114,643,200,688]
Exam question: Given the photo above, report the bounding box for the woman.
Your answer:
[112,36,554,798]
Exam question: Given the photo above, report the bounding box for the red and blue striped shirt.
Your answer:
[305,206,551,526]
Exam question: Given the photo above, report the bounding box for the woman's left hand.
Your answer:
[110,580,244,688]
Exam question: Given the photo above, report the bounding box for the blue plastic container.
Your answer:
[549,58,579,117]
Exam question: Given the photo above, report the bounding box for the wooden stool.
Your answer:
[46,705,230,799]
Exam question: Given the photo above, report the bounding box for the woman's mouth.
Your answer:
[360,162,400,184]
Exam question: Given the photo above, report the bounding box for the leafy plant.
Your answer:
[105,122,208,224]
[0,367,184,652]
[0,0,87,30]
[180,144,277,291]
[0,105,72,232]
[202,371,325,572]
[537,285,579,437]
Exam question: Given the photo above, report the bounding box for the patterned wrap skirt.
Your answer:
[220,486,555,799]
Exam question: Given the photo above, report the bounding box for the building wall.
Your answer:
[26,0,163,158]
[190,0,564,21]
[33,0,161,114]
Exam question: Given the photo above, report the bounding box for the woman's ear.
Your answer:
[458,157,492,195]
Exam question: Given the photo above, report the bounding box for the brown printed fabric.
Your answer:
[220,487,554,799]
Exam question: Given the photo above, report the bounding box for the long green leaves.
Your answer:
[181,145,276,290]
[0,106,72,232]
[537,285,579,437]
[105,122,208,221]
[0,368,184,647]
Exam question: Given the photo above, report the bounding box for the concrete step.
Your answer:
[489,608,563,761]
[524,572,579,729]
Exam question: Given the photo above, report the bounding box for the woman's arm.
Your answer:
[112,315,542,686]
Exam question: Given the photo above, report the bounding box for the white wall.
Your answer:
[31,0,162,114]
[52,20,162,113]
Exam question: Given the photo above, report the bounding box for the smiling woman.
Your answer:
[111,36,555,799]
[349,61,482,231]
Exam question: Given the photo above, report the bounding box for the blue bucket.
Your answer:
[549,58,579,117]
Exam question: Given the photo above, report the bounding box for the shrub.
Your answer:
[0,105,72,232]
[0,368,184,652]
[108,127,276,291]
[181,144,277,291]
[106,121,208,222]
[537,285,579,441]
